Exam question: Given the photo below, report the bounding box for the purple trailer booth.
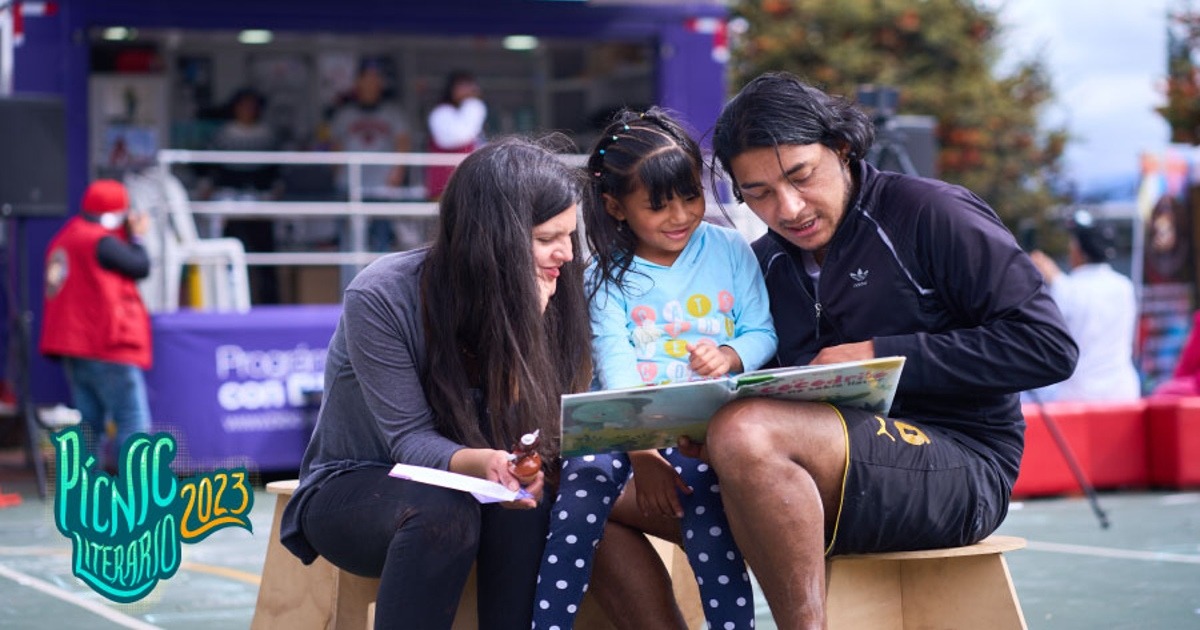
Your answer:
[9,0,727,470]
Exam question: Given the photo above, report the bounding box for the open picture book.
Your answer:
[560,355,906,458]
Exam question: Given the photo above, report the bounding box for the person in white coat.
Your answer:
[425,70,487,200]
[1030,209,1141,401]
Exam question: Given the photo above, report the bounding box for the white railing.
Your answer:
[156,148,764,272]
[159,149,501,269]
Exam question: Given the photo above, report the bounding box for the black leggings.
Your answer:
[300,466,550,629]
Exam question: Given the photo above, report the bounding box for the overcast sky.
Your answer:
[983,0,1173,192]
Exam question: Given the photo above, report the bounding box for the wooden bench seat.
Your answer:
[826,535,1028,629]
[253,479,1026,630]
[251,479,704,630]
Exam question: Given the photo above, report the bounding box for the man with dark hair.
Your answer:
[1030,209,1141,400]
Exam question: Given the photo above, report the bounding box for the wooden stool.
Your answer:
[252,479,705,630]
[825,535,1028,630]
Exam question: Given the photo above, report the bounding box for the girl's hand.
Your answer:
[676,435,709,464]
[629,450,691,518]
[449,447,542,509]
[687,342,742,378]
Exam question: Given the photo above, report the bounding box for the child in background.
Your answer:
[533,108,776,629]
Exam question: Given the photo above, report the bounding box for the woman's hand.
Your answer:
[536,273,556,313]
[501,471,543,510]
[629,450,691,518]
[449,447,543,509]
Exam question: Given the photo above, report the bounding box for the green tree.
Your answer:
[1159,7,1200,144]
[729,0,1069,231]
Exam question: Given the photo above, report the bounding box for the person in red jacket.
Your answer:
[39,179,152,470]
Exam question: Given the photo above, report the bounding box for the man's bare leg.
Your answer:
[589,510,687,630]
[703,398,848,629]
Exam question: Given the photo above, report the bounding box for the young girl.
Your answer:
[533,108,776,629]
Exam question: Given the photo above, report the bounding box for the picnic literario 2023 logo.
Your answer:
[50,426,254,603]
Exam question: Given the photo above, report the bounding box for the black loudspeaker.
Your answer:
[0,95,68,217]
[874,115,939,179]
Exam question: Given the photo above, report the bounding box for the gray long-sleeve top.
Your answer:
[281,248,465,563]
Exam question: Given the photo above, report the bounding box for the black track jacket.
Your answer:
[752,161,1078,484]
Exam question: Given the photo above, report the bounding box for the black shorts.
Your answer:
[827,406,1011,556]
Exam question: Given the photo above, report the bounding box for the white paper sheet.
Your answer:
[388,463,533,504]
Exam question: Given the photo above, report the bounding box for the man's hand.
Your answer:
[629,450,691,518]
[810,340,875,365]
[126,212,150,238]
[1029,250,1062,286]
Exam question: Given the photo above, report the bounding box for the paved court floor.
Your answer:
[1,462,1198,629]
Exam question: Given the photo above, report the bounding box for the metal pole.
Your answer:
[0,1,14,96]
[1025,390,1111,529]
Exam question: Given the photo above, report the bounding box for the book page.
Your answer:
[733,356,905,414]
[560,379,734,458]
[388,463,533,504]
[559,356,906,458]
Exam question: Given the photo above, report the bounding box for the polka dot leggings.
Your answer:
[532,448,754,629]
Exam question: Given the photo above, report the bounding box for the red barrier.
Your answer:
[1085,400,1149,489]
[1146,397,1200,488]
[1013,402,1093,498]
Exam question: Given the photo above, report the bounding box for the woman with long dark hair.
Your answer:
[279,136,592,629]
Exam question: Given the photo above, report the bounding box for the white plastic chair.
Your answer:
[132,166,251,312]
[123,171,169,311]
